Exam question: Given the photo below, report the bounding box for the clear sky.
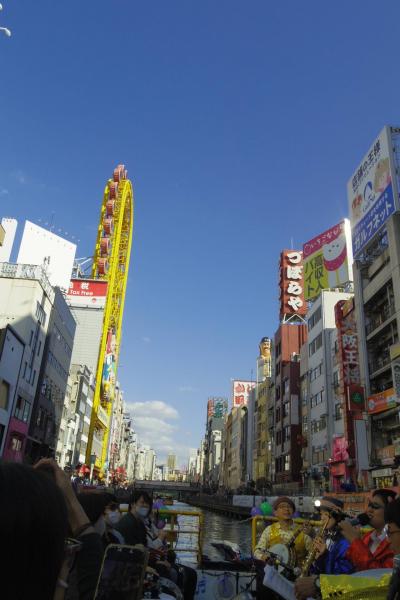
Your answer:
[1,1,400,464]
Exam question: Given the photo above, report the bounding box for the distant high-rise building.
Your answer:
[167,453,177,471]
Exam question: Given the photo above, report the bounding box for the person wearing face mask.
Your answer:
[114,490,152,547]
[340,489,395,571]
[104,501,124,545]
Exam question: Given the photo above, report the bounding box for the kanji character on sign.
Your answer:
[342,334,357,349]
[287,281,302,295]
[288,296,303,311]
[287,266,303,279]
[81,282,89,290]
[344,349,358,364]
[287,251,302,264]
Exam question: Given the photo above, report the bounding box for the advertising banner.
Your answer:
[390,344,400,401]
[303,220,352,301]
[348,127,397,257]
[368,388,397,415]
[232,380,256,407]
[67,279,108,307]
[279,250,307,319]
[207,397,228,419]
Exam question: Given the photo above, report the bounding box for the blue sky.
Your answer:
[1,1,400,464]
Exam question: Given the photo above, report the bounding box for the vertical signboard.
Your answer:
[347,126,399,257]
[279,250,307,320]
[207,397,228,420]
[303,220,353,301]
[335,298,365,477]
[232,381,256,408]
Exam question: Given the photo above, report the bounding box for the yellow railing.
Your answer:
[159,509,204,564]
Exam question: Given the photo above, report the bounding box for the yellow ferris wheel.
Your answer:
[86,165,134,472]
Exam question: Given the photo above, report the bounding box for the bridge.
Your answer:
[133,480,199,496]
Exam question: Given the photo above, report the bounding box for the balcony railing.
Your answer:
[369,351,391,374]
[0,262,54,300]
[366,303,396,336]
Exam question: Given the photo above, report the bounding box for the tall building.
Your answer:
[301,290,354,493]
[202,397,228,488]
[0,263,54,461]
[167,453,177,471]
[26,288,76,463]
[349,126,400,488]
[273,249,308,491]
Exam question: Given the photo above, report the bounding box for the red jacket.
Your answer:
[346,530,394,571]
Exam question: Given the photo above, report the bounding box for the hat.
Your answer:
[273,496,296,511]
[320,496,344,512]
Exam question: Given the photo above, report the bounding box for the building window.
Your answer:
[309,332,323,357]
[310,391,323,407]
[333,371,340,388]
[14,396,31,423]
[0,379,10,410]
[35,302,47,326]
[0,424,5,449]
[31,370,36,386]
[276,407,281,422]
[284,425,291,442]
[37,340,42,356]
[284,454,290,471]
[23,361,28,379]
[36,408,45,429]
[308,306,322,331]
[310,363,323,381]
[283,379,290,396]
[29,330,34,347]
[283,402,290,418]
[334,403,343,420]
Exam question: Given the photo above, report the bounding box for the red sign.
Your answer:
[279,250,307,319]
[67,279,108,307]
[232,380,255,407]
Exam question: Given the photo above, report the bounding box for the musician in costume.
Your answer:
[254,496,312,565]
[340,488,395,570]
[294,497,354,600]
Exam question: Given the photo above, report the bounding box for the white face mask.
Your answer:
[137,507,149,519]
[106,511,121,526]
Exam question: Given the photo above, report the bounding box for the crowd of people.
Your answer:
[254,492,400,599]
[0,459,195,600]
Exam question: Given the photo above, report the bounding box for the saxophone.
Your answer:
[300,519,329,576]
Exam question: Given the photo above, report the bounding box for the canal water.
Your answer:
[175,501,253,559]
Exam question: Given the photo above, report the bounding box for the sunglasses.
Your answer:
[368,502,384,510]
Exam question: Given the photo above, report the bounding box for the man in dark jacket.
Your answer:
[115,490,152,546]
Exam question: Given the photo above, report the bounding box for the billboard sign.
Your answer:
[232,380,256,407]
[67,279,108,307]
[368,388,397,415]
[303,220,353,301]
[207,397,228,420]
[279,250,307,319]
[17,221,77,290]
[348,126,398,257]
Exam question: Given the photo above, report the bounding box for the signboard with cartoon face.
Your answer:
[347,126,399,257]
[303,220,353,301]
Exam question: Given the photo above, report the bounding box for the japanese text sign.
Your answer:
[232,380,255,407]
[348,126,398,257]
[67,279,108,307]
[303,220,352,301]
[279,250,307,319]
[207,397,228,419]
[368,388,397,415]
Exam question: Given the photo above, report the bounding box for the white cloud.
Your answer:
[142,336,151,343]
[0,189,9,196]
[128,400,179,420]
[125,400,194,463]
[11,169,26,184]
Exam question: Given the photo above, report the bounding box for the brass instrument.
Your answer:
[300,519,329,576]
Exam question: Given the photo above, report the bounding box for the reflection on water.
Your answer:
[173,501,252,562]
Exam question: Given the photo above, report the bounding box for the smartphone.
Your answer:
[94,544,149,600]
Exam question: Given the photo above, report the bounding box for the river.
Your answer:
[174,501,253,559]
